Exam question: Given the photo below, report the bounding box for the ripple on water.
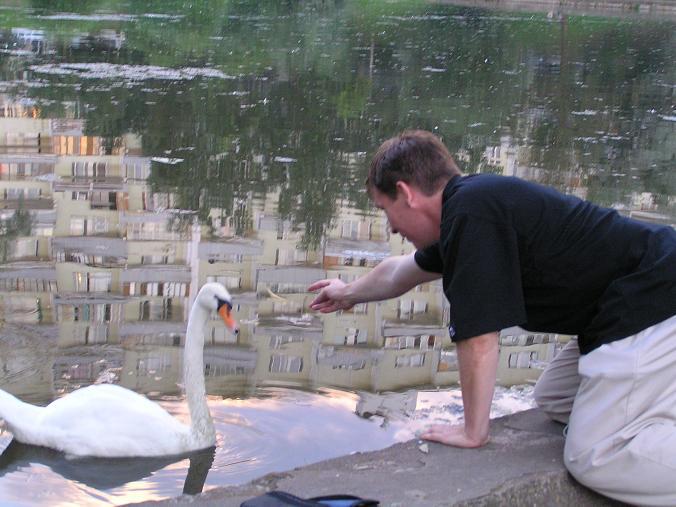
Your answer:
[29,63,237,82]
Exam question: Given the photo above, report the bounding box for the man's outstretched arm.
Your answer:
[309,252,441,313]
[420,331,499,448]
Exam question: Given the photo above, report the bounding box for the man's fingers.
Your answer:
[308,279,346,314]
[309,294,327,307]
[310,300,330,310]
[308,280,330,292]
[309,298,339,312]
[312,301,338,312]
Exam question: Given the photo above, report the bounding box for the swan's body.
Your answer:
[0,283,237,458]
[0,384,196,457]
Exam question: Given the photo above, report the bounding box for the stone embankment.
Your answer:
[437,0,676,19]
[127,409,628,507]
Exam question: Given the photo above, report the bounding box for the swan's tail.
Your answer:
[0,388,42,433]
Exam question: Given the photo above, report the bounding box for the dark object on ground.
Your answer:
[240,490,379,506]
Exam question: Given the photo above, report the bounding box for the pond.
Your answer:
[0,0,674,505]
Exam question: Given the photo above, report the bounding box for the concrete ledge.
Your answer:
[436,0,676,19]
[126,409,628,507]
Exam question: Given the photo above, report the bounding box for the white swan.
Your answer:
[0,283,238,458]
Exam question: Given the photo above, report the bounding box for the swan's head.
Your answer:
[197,282,239,335]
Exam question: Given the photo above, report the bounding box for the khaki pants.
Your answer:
[534,315,676,506]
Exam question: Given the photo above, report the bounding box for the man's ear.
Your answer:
[395,181,416,207]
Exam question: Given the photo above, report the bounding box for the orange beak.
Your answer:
[218,304,238,333]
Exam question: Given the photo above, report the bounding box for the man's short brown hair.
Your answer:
[366,130,461,199]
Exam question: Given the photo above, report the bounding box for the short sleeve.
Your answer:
[442,214,527,341]
[414,243,443,273]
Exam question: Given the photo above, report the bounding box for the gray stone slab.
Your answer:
[124,408,628,507]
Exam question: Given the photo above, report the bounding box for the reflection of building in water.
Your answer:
[462,132,595,202]
[0,113,57,261]
[52,344,124,392]
[0,264,56,323]
[0,99,573,399]
[463,129,675,226]
[497,326,567,386]
[474,135,544,181]
[355,390,417,420]
[313,201,458,391]
[6,28,46,55]
[0,325,56,402]
[625,190,675,226]
[0,27,126,57]
[70,30,126,51]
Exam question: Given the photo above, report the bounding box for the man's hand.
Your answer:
[420,423,489,448]
[308,278,354,313]
[308,254,440,315]
[420,333,498,450]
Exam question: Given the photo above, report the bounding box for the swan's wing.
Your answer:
[43,385,178,425]
[35,385,191,457]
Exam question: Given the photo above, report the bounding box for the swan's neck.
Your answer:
[184,304,215,446]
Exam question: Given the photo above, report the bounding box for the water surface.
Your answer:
[0,1,673,504]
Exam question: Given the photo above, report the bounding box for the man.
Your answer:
[309,130,676,505]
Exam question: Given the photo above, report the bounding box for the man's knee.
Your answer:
[562,426,661,505]
[562,434,608,495]
[562,436,587,482]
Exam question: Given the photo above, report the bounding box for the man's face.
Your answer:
[371,186,438,249]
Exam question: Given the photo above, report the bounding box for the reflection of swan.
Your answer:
[0,283,238,457]
[0,439,215,493]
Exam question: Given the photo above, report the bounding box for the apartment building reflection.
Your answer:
[0,99,567,405]
[463,132,674,227]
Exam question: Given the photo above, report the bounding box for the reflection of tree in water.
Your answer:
[132,65,370,248]
[0,202,33,262]
[13,0,675,240]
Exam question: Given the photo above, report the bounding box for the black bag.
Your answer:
[240,490,380,507]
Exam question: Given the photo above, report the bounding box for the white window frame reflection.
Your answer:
[73,271,112,292]
[269,354,303,373]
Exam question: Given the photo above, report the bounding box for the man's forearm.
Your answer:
[343,253,440,305]
[342,255,409,304]
[457,332,500,444]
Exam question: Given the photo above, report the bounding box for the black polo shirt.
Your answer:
[414,174,676,354]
